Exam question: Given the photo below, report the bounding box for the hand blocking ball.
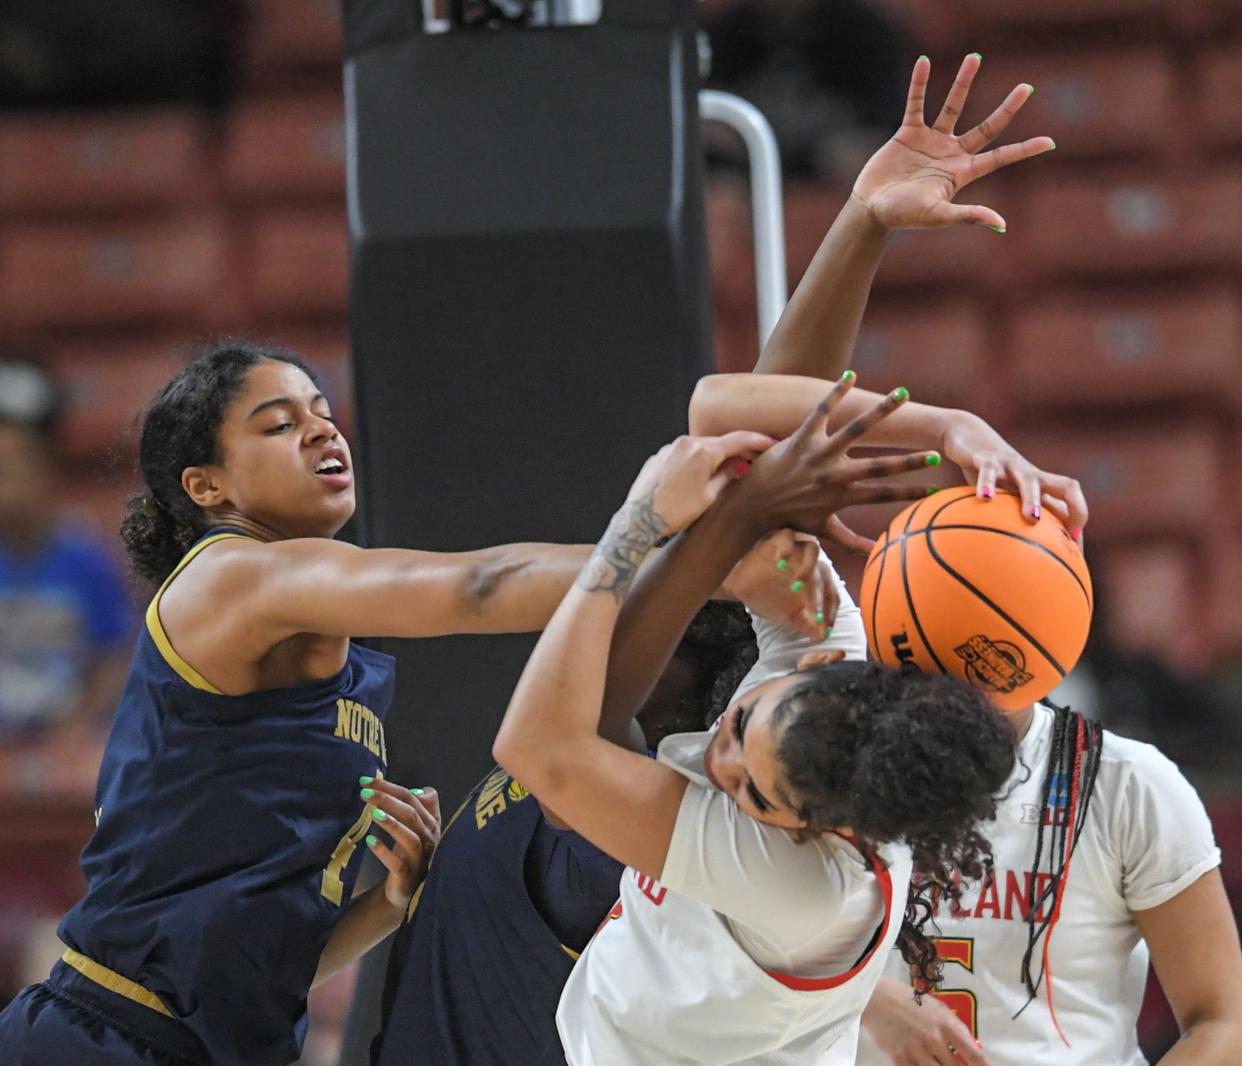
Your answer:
[859,487,1092,712]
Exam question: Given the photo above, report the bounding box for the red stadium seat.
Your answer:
[964,49,1176,162]
[1018,171,1242,278]
[0,111,210,217]
[0,215,229,329]
[41,339,192,461]
[852,301,994,412]
[56,474,137,550]
[1008,286,1242,414]
[962,0,1169,33]
[1095,540,1207,670]
[1207,532,1242,660]
[1197,45,1242,149]
[782,185,850,287]
[244,0,344,79]
[1005,423,1222,541]
[247,209,349,319]
[224,96,346,202]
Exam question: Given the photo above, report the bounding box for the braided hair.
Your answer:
[119,339,313,586]
[773,661,1018,990]
[1014,700,1104,1038]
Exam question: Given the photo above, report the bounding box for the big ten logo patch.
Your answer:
[475,768,532,828]
[1021,771,1070,827]
[634,870,667,905]
[954,635,1034,694]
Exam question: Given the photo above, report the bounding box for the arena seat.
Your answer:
[961,0,1169,33]
[1207,531,1242,660]
[56,474,135,548]
[1004,423,1221,540]
[1197,45,1242,149]
[0,215,229,329]
[852,301,993,412]
[1008,286,1242,414]
[41,339,192,461]
[0,111,210,217]
[224,96,346,202]
[964,49,1176,162]
[1095,540,1206,670]
[1018,171,1242,278]
[248,209,349,319]
[243,0,344,81]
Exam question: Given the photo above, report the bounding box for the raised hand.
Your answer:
[739,374,939,537]
[722,529,841,641]
[939,413,1088,538]
[852,53,1054,233]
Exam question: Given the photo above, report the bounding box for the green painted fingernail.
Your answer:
[360,788,374,800]
[971,52,983,60]
[1025,83,1034,94]
[790,579,806,593]
[775,558,788,571]
[373,808,387,821]
[841,369,856,382]
[987,224,1007,234]
[892,387,909,402]
[366,834,378,847]
[918,54,928,60]
[411,787,425,796]
[1047,140,1056,150]
[815,611,825,623]
[823,626,833,639]
[926,486,941,496]
[925,453,941,466]
[359,775,373,786]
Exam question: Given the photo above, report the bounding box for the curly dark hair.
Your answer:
[772,660,1016,991]
[636,600,758,748]
[119,338,314,586]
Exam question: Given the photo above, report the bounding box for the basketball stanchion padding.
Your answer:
[860,486,1092,711]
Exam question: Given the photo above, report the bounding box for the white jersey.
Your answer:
[855,703,1221,1066]
[556,728,913,1065]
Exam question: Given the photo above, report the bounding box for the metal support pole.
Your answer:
[699,90,787,349]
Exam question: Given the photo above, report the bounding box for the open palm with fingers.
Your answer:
[852,53,1054,233]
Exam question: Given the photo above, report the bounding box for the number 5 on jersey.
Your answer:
[929,937,978,1039]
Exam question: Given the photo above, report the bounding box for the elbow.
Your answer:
[689,374,735,435]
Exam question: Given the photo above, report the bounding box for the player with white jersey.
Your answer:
[855,694,1242,1066]
[493,379,1025,1065]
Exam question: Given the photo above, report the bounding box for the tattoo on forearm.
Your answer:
[577,490,667,603]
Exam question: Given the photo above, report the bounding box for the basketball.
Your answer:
[859,486,1093,712]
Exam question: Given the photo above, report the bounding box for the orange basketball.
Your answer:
[859,486,1093,711]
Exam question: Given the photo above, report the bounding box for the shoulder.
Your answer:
[1097,727,1198,796]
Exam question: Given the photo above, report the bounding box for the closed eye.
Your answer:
[265,422,294,434]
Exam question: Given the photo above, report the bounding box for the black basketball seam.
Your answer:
[922,527,1068,678]
[868,530,889,660]
[868,524,1091,610]
[900,503,948,674]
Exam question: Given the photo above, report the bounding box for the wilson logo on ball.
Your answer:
[954,635,1034,694]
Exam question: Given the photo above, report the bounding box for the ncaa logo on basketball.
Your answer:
[954,635,1034,694]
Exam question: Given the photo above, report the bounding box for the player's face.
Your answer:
[702,672,807,831]
[206,360,355,537]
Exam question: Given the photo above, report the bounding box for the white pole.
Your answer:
[698,90,788,349]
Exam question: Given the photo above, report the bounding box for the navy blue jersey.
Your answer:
[372,766,622,1066]
[55,531,395,1066]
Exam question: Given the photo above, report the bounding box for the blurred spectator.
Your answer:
[701,0,911,181]
[0,356,133,767]
[0,0,244,112]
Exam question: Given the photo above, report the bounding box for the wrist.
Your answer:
[844,192,895,241]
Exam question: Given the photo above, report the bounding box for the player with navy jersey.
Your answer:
[0,339,641,1066]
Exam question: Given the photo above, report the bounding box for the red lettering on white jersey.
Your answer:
[634,871,667,905]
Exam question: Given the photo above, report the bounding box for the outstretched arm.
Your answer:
[690,373,1088,534]
[756,53,1053,380]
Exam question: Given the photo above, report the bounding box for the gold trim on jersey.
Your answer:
[145,533,250,694]
[61,948,173,1018]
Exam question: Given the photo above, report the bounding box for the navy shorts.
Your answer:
[0,960,209,1066]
